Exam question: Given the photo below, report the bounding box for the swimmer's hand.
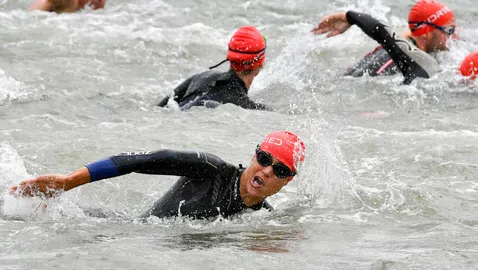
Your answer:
[10,175,70,197]
[10,168,91,198]
[311,12,351,37]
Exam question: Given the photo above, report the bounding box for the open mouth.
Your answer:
[251,176,265,188]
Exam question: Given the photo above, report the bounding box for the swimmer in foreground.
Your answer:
[459,52,478,80]
[158,26,273,111]
[312,0,456,84]
[10,131,305,219]
[29,0,106,13]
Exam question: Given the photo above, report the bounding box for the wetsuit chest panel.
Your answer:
[147,178,216,218]
[345,46,399,77]
[147,164,247,219]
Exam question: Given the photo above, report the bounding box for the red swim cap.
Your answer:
[227,26,266,71]
[259,131,305,173]
[459,52,478,80]
[408,0,454,37]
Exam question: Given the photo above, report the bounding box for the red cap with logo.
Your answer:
[459,52,478,80]
[408,0,454,37]
[259,131,305,173]
[227,26,266,71]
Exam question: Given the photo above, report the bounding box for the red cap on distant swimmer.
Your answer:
[227,26,266,71]
[459,52,478,80]
[259,131,305,173]
[408,0,454,36]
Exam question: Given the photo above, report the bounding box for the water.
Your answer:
[0,0,477,269]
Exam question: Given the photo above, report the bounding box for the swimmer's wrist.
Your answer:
[65,167,92,191]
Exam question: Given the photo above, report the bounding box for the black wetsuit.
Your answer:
[345,45,401,77]
[85,150,272,219]
[157,70,272,111]
[344,11,441,84]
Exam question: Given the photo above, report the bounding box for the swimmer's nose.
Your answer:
[262,165,275,178]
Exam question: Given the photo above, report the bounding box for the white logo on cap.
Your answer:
[427,6,451,23]
[266,137,283,146]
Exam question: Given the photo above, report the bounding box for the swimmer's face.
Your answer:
[426,17,456,52]
[88,0,106,9]
[242,152,292,200]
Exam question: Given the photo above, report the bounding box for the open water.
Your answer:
[0,0,477,269]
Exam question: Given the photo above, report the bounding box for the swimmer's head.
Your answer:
[459,52,478,80]
[240,131,305,203]
[208,26,266,73]
[227,26,266,72]
[408,1,456,52]
[258,131,306,176]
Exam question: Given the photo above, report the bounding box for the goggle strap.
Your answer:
[209,59,229,70]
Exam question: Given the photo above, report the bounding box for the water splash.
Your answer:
[293,118,361,209]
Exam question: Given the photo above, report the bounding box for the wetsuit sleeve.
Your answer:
[236,96,274,111]
[345,11,441,84]
[157,76,194,107]
[85,150,227,182]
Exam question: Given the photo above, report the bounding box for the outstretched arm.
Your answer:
[10,150,227,197]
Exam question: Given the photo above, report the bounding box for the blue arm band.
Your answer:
[85,158,121,182]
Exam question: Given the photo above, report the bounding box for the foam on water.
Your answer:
[0,69,39,105]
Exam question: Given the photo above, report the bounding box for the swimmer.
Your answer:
[10,131,305,220]
[158,26,273,111]
[29,0,106,13]
[312,0,456,84]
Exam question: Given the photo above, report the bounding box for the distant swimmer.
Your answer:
[29,0,106,13]
[10,131,305,220]
[459,52,478,80]
[158,26,273,111]
[312,0,456,84]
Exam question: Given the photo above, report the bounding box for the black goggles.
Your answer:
[409,21,455,35]
[255,148,296,178]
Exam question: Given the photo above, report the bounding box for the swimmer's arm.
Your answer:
[87,150,225,181]
[345,11,430,83]
[157,76,194,107]
[28,0,54,11]
[10,151,224,197]
[10,167,91,197]
[236,96,274,111]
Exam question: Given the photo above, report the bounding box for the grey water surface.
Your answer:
[0,0,477,269]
